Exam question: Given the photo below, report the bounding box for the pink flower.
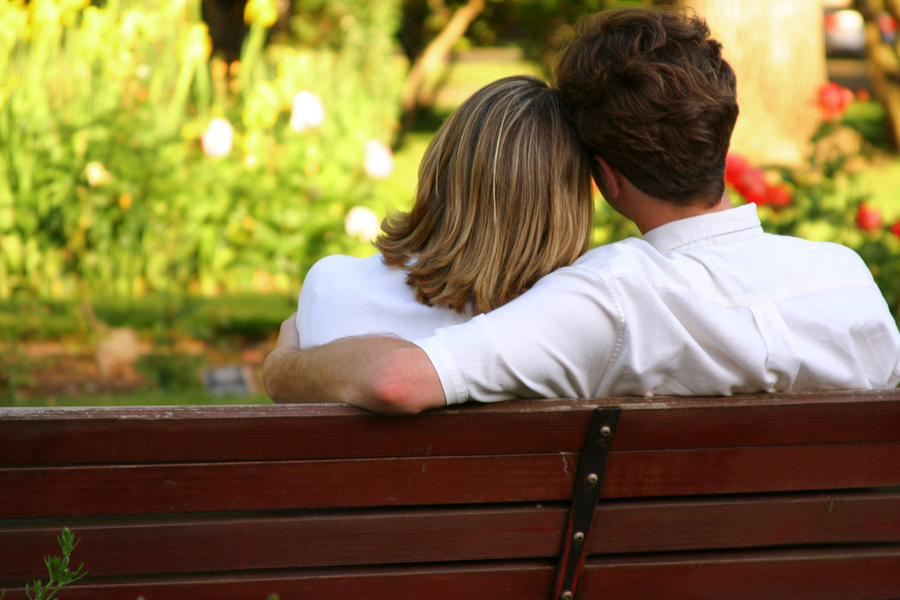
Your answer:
[363,140,393,178]
[856,202,883,232]
[817,83,854,122]
[290,91,324,132]
[202,118,234,158]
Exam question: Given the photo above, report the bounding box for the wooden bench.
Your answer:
[1,390,900,600]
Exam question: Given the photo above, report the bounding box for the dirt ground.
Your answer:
[4,333,275,401]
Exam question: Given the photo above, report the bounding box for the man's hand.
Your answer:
[275,312,300,351]
[263,313,446,415]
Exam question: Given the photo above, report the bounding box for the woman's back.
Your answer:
[297,254,470,347]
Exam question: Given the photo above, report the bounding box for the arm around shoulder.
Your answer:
[263,314,446,415]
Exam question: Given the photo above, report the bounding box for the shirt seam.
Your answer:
[594,273,626,395]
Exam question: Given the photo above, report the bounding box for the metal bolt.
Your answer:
[573,531,585,544]
[599,425,611,437]
[560,592,574,600]
[585,473,598,485]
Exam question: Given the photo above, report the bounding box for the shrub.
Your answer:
[0,0,403,300]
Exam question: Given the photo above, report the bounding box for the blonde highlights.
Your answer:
[376,75,594,315]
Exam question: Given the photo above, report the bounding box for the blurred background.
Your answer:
[1,0,899,406]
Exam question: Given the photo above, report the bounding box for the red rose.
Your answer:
[817,82,854,122]
[890,221,900,238]
[765,184,792,208]
[856,203,883,232]
[725,153,769,205]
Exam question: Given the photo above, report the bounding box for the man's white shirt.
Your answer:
[413,204,900,404]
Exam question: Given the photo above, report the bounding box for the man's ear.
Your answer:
[594,156,623,199]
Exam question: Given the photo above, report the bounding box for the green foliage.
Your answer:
[398,0,643,73]
[24,528,86,600]
[0,347,38,401]
[0,0,403,301]
[0,294,294,340]
[136,351,205,390]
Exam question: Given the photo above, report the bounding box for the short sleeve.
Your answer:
[412,266,622,403]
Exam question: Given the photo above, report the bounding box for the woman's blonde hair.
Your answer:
[376,75,594,315]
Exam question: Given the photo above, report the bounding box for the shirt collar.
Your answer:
[641,203,763,252]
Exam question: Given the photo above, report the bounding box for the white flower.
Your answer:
[85,162,111,187]
[202,118,233,158]
[344,206,381,241]
[290,91,324,132]
[363,140,392,178]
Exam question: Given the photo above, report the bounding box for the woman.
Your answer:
[297,75,594,346]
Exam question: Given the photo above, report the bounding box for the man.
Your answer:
[264,7,900,415]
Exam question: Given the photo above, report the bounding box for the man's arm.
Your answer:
[263,313,446,415]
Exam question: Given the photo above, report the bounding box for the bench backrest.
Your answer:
[2,390,900,600]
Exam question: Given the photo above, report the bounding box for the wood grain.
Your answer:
[3,491,898,580]
[3,548,899,600]
[0,453,579,518]
[4,438,899,518]
[3,391,900,465]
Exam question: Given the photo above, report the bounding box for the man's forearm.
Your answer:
[263,336,446,415]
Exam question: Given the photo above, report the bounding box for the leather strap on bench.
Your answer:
[552,406,622,600]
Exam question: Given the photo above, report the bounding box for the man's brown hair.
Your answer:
[554,7,738,207]
[377,75,594,315]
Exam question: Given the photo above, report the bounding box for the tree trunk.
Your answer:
[856,0,900,148]
[398,0,485,138]
[683,0,828,166]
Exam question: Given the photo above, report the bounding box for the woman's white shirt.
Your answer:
[297,254,472,347]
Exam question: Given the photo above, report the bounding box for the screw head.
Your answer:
[585,473,598,485]
[599,425,611,437]
[561,592,574,600]
[573,531,585,544]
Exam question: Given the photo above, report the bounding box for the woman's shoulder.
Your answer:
[303,253,410,298]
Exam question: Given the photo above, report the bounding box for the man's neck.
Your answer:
[624,185,734,235]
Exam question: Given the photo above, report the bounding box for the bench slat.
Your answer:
[2,491,899,581]
[582,547,900,600]
[601,440,900,498]
[4,440,899,518]
[3,548,899,600]
[0,453,579,518]
[3,392,900,465]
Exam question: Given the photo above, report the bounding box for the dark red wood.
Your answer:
[600,440,900,498]
[0,453,579,518]
[3,391,900,465]
[3,548,900,600]
[4,491,898,581]
[611,396,900,451]
[580,547,900,600]
[0,561,558,600]
[589,490,900,554]
[3,393,900,600]
[0,404,594,465]
[0,506,565,580]
[4,439,899,518]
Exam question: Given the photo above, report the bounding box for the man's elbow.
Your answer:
[366,349,445,415]
[369,376,426,415]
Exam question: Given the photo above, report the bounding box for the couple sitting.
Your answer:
[265,6,900,414]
